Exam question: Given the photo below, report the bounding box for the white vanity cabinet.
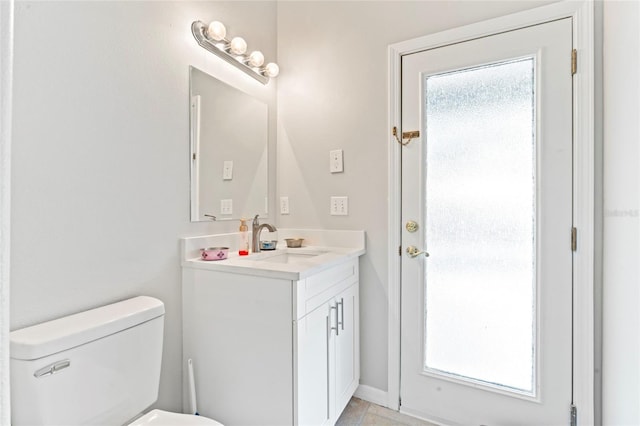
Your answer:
[182,256,360,426]
[295,262,359,426]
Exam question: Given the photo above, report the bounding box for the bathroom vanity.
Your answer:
[181,230,365,426]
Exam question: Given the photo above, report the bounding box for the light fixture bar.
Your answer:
[191,20,270,85]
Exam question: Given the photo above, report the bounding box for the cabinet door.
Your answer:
[296,302,333,426]
[334,283,360,417]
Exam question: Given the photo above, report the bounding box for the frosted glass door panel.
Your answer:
[424,59,535,394]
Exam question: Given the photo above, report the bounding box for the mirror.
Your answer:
[189,66,268,222]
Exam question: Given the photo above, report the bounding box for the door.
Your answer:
[334,284,360,417]
[400,19,573,425]
[296,303,332,426]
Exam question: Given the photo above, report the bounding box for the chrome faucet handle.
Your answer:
[253,214,260,227]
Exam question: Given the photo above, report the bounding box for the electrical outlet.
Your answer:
[330,196,348,215]
[220,199,233,215]
[223,161,233,180]
[330,149,344,173]
[280,196,290,214]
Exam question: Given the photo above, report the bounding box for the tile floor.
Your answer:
[336,398,437,426]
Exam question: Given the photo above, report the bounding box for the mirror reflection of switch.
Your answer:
[223,161,233,180]
[220,199,233,215]
[189,66,268,223]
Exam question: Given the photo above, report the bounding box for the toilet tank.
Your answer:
[10,296,165,426]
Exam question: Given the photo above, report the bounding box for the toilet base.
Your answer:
[128,409,224,426]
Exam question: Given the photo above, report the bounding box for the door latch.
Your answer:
[406,246,429,258]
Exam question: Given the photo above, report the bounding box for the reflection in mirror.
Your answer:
[190,66,268,222]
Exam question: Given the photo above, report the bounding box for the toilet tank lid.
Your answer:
[10,296,165,361]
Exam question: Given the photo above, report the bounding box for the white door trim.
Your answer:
[190,95,201,221]
[387,2,595,423]
[0,0,14,423]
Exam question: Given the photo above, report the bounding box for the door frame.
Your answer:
[387,1,595,424]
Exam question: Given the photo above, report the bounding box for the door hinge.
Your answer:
[570,404,577,426]
[571,227,577,252]
[571,49,577,75]
[192,153,197,160]
[399,245,402,256]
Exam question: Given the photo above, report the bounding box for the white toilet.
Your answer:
[10,296,223,426]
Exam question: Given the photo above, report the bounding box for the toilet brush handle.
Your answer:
[187,359,199,415]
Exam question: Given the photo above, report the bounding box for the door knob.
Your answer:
[406,246,429,258]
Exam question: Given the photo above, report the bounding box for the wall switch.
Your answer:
[220,199,233,215]
[280,196,290,214]
[330,149,344,173]
[330,196,348,215]
[223,161,233,180]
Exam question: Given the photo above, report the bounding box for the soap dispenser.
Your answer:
[238,219,249,256]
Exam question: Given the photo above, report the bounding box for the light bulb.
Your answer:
[229,37,247,55]
[248,51,265,67]
[264,62,279,78]
[206,21,226,41]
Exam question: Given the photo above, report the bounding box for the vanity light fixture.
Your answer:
[191,20,279,85]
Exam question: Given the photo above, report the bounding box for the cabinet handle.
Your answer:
[338,298,344,331]
[330,304,339,336]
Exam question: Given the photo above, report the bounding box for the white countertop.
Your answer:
[182,245,365,280]
[181,229,366,280]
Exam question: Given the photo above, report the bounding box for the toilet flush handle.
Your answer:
[34,359,71,378]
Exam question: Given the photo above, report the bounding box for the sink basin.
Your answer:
[260,253,319,264]
[241,250,328,265]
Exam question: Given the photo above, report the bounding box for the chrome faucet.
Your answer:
[252,214,277,253]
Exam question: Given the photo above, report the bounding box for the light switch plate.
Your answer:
[330,196,348,215]
[223,161,233,180]
[280,196,290,214]
[220,199,233,215]
[330,150,343,173]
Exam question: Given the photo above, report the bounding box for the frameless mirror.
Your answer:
[189,66,268,222]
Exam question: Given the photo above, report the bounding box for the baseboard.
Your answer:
[354,384,389,408]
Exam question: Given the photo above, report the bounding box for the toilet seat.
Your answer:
[128,409,224,426]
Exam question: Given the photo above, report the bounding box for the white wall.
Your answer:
[276,0,554,393]
[602,1,640,424]
[1,0,15,422]
[10,1,276,412]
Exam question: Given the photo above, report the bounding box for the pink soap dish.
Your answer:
[200,247,229,261]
